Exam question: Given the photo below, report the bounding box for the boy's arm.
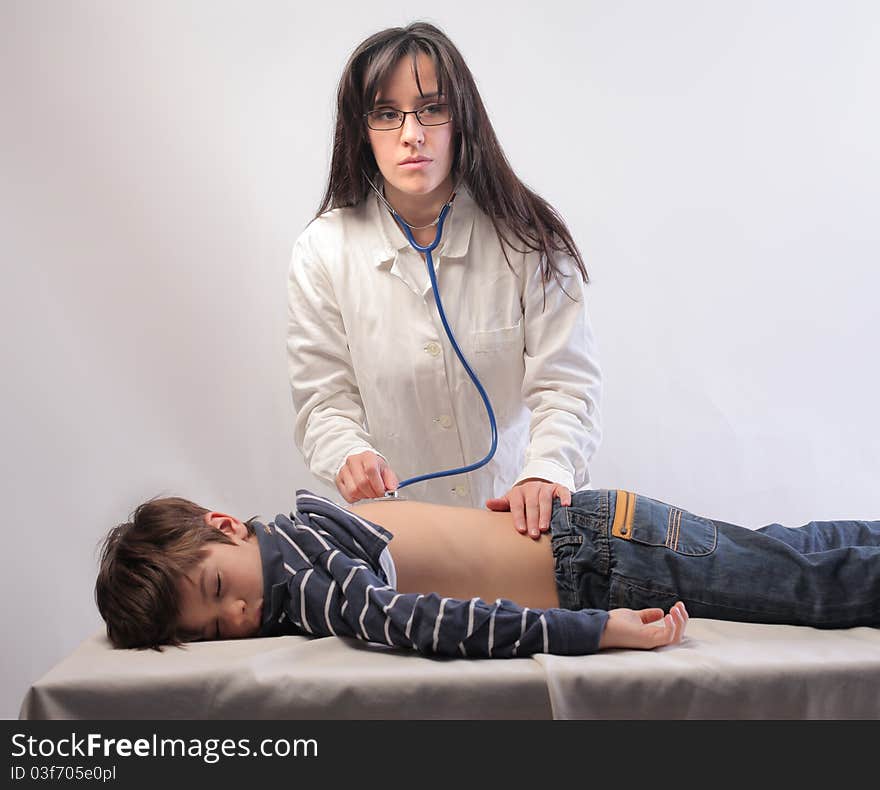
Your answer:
[334,582,688,658]
[342,583,611,657]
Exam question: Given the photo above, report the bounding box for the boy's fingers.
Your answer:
[639,608,665,625]
[666,612,679,644]
[655,612,675,646]
[668,602,688,643]
[670,606,686,644]
[676,603,690,640]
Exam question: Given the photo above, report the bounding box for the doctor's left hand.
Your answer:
[485,478,571,540]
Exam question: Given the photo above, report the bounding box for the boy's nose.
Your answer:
[222,600,248,637]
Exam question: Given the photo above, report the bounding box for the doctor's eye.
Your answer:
[372,109,402,123]
[417,103,450,124]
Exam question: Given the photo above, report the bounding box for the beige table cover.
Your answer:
[20,620,880,719]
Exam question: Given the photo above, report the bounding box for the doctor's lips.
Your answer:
[399,155,432,168]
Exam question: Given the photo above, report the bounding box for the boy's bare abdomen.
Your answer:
[349,501,561,610]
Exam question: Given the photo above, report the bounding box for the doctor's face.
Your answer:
[366,52,455,203]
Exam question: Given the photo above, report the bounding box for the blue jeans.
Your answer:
[550,489,880,628]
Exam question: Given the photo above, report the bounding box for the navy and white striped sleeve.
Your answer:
[339,582,610,658]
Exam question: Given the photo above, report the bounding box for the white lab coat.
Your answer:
[287,185,602,507]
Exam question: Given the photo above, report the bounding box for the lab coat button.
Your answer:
[438,414,453,429]
[454,485,468,497]
[425,342,441,357]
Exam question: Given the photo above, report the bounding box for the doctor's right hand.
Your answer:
[336,451,400,503]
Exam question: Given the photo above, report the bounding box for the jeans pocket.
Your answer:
[612,491,717,557]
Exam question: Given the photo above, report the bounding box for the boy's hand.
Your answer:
[485,479,571,539]
[598,602,689,650]
[336,451,399,503]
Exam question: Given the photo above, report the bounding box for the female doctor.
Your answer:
[288,22,602,539]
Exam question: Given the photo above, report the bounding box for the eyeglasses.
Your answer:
[364,103,451,131]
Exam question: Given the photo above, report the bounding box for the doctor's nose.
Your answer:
[400,112,425,145]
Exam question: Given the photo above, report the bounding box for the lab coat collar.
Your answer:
[369,175,476,269]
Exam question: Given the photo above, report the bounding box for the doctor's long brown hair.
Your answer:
[315,21,589,287]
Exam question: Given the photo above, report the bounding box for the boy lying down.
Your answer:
[95,488,879,656]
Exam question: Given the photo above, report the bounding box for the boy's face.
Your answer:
[175,514,264,641]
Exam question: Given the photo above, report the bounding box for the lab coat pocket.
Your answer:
[472,319,524,354]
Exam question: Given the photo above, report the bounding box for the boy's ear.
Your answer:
[204,512,248,540]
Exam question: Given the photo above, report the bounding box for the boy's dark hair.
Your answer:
[95,496,255,650]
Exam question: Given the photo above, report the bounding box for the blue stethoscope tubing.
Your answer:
[389,200,498,490]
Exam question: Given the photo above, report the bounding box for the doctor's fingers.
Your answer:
[554,484,572,508]
[379,461,399,492]
[335,467,359,503]
[519,492,544,539]
[523,496,542,539]
[506,489,528,534]
[356,460,387,498]
[520,483,558,538]
[337,453,386,501]
[336,464,376,502]
[536,486,556,535]
[338,470,380,503]
[349,455,387,499]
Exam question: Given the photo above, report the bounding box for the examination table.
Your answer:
[20,619,880,719]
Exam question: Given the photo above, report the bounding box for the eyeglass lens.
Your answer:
[367,104,451,130]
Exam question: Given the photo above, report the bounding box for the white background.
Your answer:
[1,0,878,719]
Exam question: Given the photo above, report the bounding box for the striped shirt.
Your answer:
[253,490,609,657]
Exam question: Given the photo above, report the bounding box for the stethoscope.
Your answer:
[365,175,498,498]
